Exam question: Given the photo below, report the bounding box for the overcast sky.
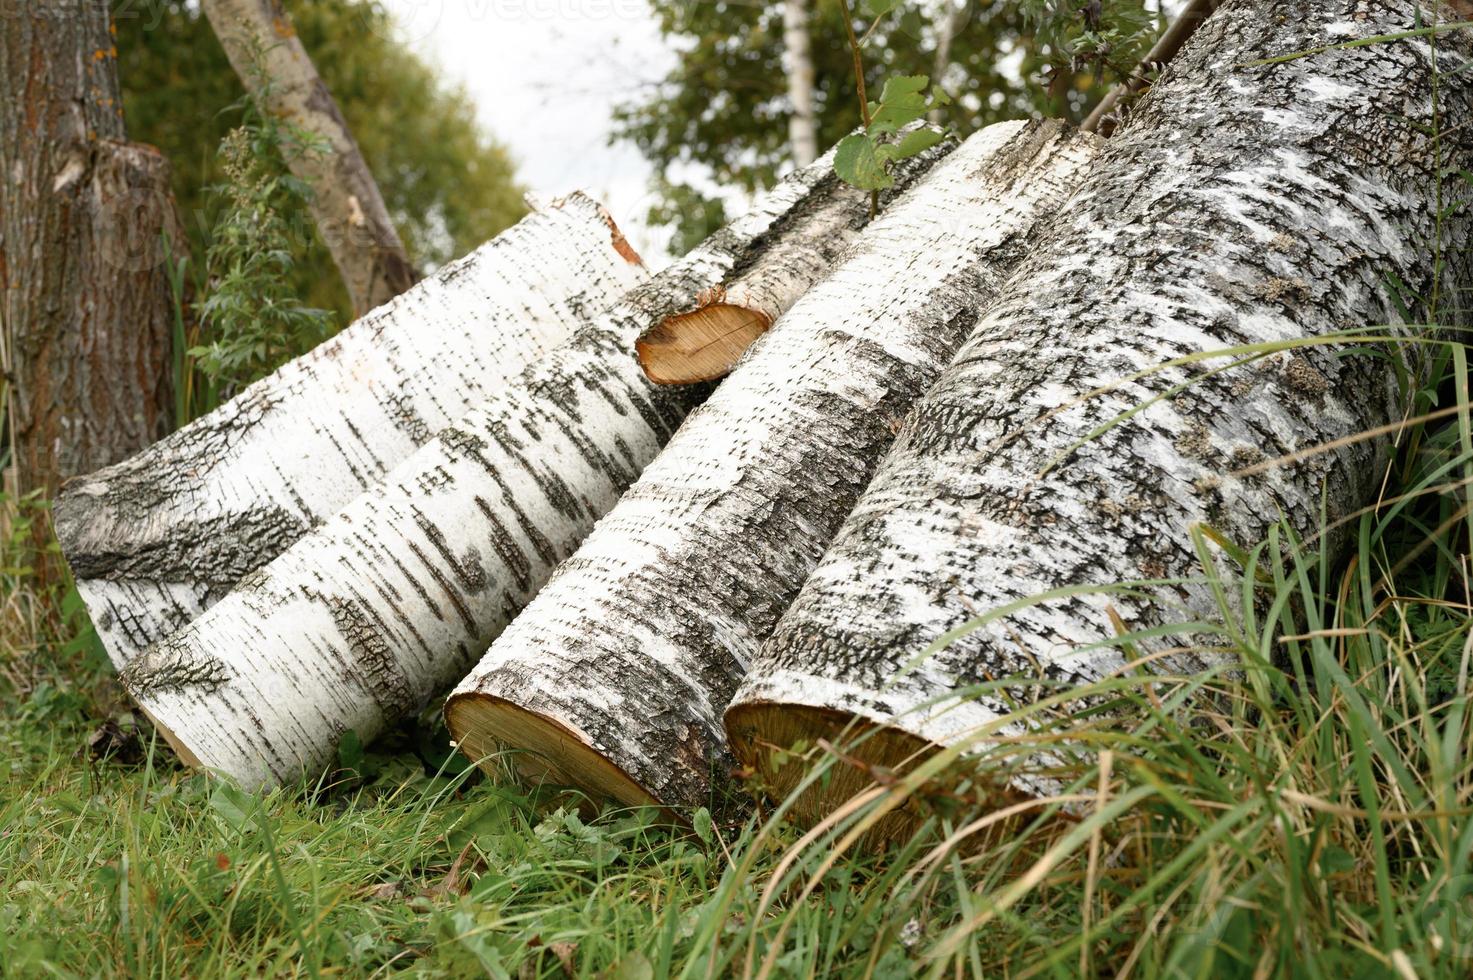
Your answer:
[375,0,678,258]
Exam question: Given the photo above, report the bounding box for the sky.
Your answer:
[374,0,679,259]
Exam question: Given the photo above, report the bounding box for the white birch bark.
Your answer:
[56,194,644,669]
[447,121,1103,809]
[728,0,1473,791]
[784,0,819,167]
[119,143,938,791]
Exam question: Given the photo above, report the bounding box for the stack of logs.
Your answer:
[55,0,1473,835]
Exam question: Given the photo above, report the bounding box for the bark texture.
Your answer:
[1,0,179,501]
[728,0,1473,797]
[121,145,916,790]
[783,0,819,166]
[199,0,415,315]
[56,195,643,668]
[448,122,1102,809]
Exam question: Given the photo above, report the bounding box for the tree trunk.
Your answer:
[1,1,178,505]
[119,142,925,791]
[727,0,1473,821]
[55,194,644,668]
[446,122,1102,809]
[928,0,966,124]
[199,0,416,316]
[784,0,819,167]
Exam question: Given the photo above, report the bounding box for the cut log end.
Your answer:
[445,692,662,811]
[135,703,205,770]
[636,304,773,385]
[727,701,1061,849]
[725,700,943,843]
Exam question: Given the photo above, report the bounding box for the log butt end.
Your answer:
[725,700,942,843]
[134,702,206,771]
[635,304,772,385]
[446,692,662,811]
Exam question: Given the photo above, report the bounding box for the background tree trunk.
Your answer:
[199,0,416,316]
[55,195,644,667]
[120,142,925,791]
[727,0,1473,820]
[447,122,1100,809]
[1,0,178,509]
[784,0,818,166]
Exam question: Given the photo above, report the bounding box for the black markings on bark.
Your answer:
[122,637,230,697]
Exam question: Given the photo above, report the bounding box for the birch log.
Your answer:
[56,194,644,669]
[120,144,931,791]
[636,172,868,384]
[446,121,1102,809]
[727,0,1473,818]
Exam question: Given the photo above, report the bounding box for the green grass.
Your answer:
[6,342,1473,977]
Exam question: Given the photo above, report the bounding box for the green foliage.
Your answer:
[833,75,951,191]
[114,0,526,321]
[189,82,334,394]
[617,0,1164,246]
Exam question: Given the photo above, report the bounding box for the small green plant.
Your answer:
[833,74,950,191]
[190,61,333,396]
[833,0,950,199]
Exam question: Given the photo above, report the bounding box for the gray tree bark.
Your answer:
[55,195,644,667]
[120,141,933,790]
[199,0,416,315]
[728,0,1473,816]
[447,122,1101,809]
[1,0,179,508]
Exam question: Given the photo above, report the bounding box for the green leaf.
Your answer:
[692,807,714,844]
[869,75,931,131]
[878,74,929,103]
[892,126,947,160]
[864,0,901,16]
[209,781,257,834]
[834,133,894,190]
[337,729,365,780]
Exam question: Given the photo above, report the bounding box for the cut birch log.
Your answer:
[635,194,866,384]
[636,126,943,385]
[446,121,1102,809]
[120,143,933,791]
[727,0,1473,821]
[55,194,644,669]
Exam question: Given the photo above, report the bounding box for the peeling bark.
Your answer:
[447,122,1102,809]
[199,0,416,315]
[727,0,1473,816]
[121,143,927,790]
[56,195,644,667]
[1,0,179,504]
